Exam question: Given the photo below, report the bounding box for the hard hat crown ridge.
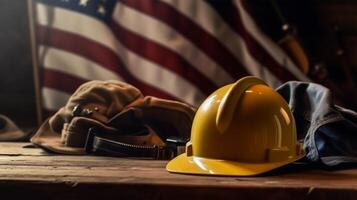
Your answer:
[167,76,305,176]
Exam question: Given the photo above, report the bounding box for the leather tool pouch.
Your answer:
[84,103,191,160]
[31,80,195,158]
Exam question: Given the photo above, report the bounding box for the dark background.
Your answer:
[0,0,356,129]
[0,1,36,128]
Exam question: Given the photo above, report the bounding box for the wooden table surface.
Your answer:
[0,142,356,200]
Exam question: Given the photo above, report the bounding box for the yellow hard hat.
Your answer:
[166,76,305,176]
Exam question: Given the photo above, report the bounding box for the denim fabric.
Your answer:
[276,81,357,166]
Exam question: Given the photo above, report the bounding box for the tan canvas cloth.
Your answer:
[0,114,27,141]
[31,80,195,154]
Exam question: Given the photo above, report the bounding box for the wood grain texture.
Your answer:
[0,142,356,200]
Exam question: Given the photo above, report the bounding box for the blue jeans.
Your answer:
[277,81,357,166]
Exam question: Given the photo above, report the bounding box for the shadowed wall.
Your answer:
[0,1,36,128]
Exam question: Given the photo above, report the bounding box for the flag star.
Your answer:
[79,0,89,6]
[97,5,106,15]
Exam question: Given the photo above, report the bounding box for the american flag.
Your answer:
[33,0,309,113]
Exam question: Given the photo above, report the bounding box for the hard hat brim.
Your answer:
[166,153,305,176]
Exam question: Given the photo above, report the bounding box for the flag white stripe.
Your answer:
[42,87,71,110]
[37,3,118,54]
[160,0,281,87]
[114,3,234,86]
[116,41,206,106]
[39,45,123,81]
[37,3,205,106]
[233,0,310,82]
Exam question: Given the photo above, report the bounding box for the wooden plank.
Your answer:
[0,142,46,156]
[0,157,356,189]
[0,142,356,189]
[0,162,356,188]
[0,142,356,199]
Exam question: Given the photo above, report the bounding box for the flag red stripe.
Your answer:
[43,69,87,93]
[239,0,305,77]
[37,25,177,100]
[37,25,119,74]
[205,1,297,82]
[120,0,249,78]
[111,21,216,95]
